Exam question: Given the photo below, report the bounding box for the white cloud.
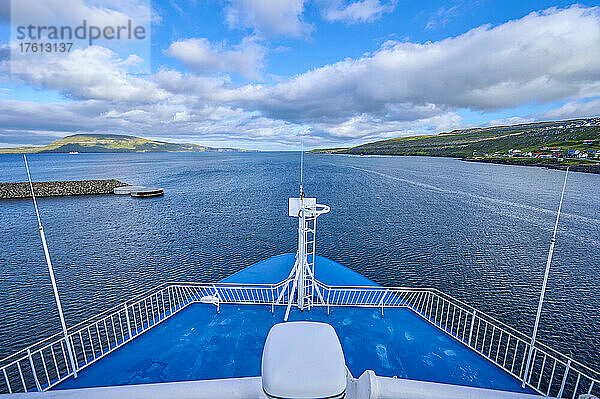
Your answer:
[3,5,600,149]
[482,116,536,127]
[321,0,396,24]
[9,46,167,102]
[542,99,600,120]
[224,0,311,38]
[104,109,151,123]
[425,2,464,30]
[10,0,153,30]
[226,6,600,126]
[165,37,267,80]
[172,110,191,122]
[314,112,462,140]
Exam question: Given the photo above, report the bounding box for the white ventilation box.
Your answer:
[261,322,347,399]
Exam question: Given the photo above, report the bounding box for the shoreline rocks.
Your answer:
[462,158,600,174]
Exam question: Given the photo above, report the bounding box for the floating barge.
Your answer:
[113,186,164,198]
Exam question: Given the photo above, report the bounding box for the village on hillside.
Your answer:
[474,119,600,161]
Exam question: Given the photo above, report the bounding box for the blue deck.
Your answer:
[221,253,378,286]
[56,254,533,394]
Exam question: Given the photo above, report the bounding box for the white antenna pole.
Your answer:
[522,167,569,387]
[282,131,329,321]
[300,135,304,198]
[23,154,78,378]
[298,135,305,306]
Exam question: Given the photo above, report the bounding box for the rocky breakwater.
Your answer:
[0,179,128,199]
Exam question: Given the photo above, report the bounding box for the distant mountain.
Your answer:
[0,134,248,153]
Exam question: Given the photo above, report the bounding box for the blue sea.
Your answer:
[0,152,598,371]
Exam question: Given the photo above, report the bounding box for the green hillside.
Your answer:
[312,118,600,157]
[0,134,245,153]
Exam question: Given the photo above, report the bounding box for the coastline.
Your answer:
[461,157,600,174]
[312,152,600,174]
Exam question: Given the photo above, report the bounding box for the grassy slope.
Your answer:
[312,119,600,157]
[0,134,242,153]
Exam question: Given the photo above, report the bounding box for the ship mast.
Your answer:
[281,146,329,321]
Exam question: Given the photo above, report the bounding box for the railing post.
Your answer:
[522,344,532,387]
[271,287,275,314]
[557,359,571,399]
[587,380,595,396]
[524,347,538,387]
[428,292,435,320]
[27,349,42,392]
[468,310,476,346]
[69,336,79,372]
[3,368,12,394]
[124,304,132,339]
[380,290,389,317]
[212,285,220,313]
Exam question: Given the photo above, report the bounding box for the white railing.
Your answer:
[1,280,598,398]
[313,283,600,399]
[0,279,293,394]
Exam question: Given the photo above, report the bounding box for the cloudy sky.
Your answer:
[1,0,600,150]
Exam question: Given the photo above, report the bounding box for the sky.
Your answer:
[1,0,600,150]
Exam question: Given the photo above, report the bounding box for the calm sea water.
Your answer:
[0,152,598,370]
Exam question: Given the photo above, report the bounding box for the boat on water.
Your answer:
[1,165,599,398]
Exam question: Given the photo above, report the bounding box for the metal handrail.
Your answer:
[0,283,171,364]
[1,279,598,397]
[428,288,597,376]
[0,279,294,364]
[309,280,591,363]
[310,283,600,398]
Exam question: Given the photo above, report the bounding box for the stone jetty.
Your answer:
[0,179,128,199]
